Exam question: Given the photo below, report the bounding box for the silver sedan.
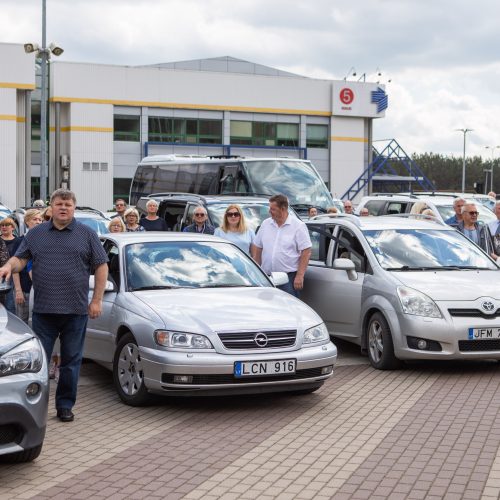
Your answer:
[85,233,337,405]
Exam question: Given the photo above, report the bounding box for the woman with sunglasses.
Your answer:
[214,204,255,254]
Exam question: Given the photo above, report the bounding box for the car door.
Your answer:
[303,225,367,341]
[84,240,119,363]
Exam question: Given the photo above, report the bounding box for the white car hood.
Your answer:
[131,287,320,333]
[394,270,500,301]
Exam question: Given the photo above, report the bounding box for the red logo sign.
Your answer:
[339,88,354,105]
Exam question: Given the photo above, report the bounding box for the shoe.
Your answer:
[56,408,74,422]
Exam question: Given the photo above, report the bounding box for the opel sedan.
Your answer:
[85,233,337,405]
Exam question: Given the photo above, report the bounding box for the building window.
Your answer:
[306,124,329,149]
[114,115,140,142]
[230,121,298,147]
[114,178,132,203]
[148,117,222,144]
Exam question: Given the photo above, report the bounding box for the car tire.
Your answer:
[366,312,402,370]
[0,444,43,463]
[113,332,152,406]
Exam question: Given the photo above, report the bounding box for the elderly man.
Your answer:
[308,207,318,219]
[182,206,215,234]
[0,189,108,422]
[456,202,493,254]
[343,200,354,215]
[252,194,312,297]
[444,197,465,226]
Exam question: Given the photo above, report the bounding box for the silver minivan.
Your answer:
[303,215,500,369]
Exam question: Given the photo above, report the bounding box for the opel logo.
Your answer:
[481,301,495,313]
[254,333,268,348]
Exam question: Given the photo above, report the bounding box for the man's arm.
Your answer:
[293,248,312,291]
[88,263,109,319]
[0,256,29,282]
[251,246,262,265]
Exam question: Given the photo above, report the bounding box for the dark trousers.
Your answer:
[32,313,88,410]
[277,271,299,298]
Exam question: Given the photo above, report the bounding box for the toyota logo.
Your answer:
[254,333,268,348]
[481,301,495,313]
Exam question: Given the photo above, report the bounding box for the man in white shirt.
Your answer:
[488,200,500,256]
[252,194,312,297]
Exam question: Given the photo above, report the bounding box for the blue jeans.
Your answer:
[4,285,16,315]
[277,272,300,298]
[32,313,88,410]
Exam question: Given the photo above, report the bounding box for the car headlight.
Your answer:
[154,330,213,349]
[0,338,44,377]
[303,323,330,344]
[397,286,442,318]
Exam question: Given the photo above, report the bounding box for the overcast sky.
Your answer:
[2,0,500,159]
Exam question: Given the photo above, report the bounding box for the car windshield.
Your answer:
[77,216,109,235]
[242,160,334,212]
[208,203,270,232]
[125,241,271,290]
[364,229,498,270]
[433,203,496,224]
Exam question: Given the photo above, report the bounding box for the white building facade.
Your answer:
[0,46,386,212]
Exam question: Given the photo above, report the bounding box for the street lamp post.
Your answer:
[485,145,500,193]
[456,128,473,193]
[24,0,63,202]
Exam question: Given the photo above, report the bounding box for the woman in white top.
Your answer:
[214,204,255,254]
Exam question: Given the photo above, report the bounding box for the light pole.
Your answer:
[24,0,63,202]
[485,145,500,193]
[456,128,473,193]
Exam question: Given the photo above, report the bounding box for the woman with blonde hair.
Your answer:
[108,217,126,233]
[214,204,255,254]
[410,201,428,215]
[124,208,145,232]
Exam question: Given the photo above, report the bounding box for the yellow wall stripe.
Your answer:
[0,114,17,121]
[50,96,331,117]
[0,82,36,90]
[54,126,113,133]
[331,136,368,143]
[16,117,26,123]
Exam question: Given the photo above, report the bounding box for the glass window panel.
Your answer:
[277,123,298,139]
[306,124,329,149]
[114,115,140,142]
[230,121,252,137]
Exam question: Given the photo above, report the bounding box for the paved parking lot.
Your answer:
[2,341,500,500]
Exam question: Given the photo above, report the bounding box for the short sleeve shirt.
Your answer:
[253,215,311,274]
[15,219,108,315]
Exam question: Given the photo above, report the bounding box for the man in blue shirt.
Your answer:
[456,202,493,254]
[0,189,108,422]
[444,197,465,226]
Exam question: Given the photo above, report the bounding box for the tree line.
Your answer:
[411,153,500,194]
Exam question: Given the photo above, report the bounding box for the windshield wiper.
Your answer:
[386,265,485,271]
[131,285,180,291]
[198,284,255,288]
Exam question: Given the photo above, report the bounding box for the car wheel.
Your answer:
[0,444,43,463]
[366,312,402,370]
[113,332,151,406]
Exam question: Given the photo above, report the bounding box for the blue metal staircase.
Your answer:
[341,139,435,200]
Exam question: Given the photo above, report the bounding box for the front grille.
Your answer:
[0,424,22,445]
[449,308,500,319]
[161,367,325,385]
[217,330,297,350]
[459,340,500,351]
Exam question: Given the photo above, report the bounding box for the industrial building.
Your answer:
[0,42,387,212]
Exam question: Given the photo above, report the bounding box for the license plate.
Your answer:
[468,327,500,340]
[234,359,296,378]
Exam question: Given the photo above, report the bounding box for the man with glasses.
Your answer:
[182,207,215,234]
[112,199,127,221]
[445,197,465,226]
[456,202,493,254]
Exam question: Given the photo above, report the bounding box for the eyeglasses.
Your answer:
[194,213,206,217]
[466,211,479,216]
[226,212,240,218]
[0,224,12,227]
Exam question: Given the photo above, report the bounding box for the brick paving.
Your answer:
[2,346,500,499]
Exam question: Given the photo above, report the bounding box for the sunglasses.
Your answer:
[194,213,206,217]
[466,211,479,216]
[226,212,240,218]
[0,224,12,227]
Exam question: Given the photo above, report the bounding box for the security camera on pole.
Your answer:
[24,0,64,203]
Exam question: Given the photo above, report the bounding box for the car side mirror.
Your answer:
[333,258,358,281]
[89,276,116,292]
[270,272,289,287]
